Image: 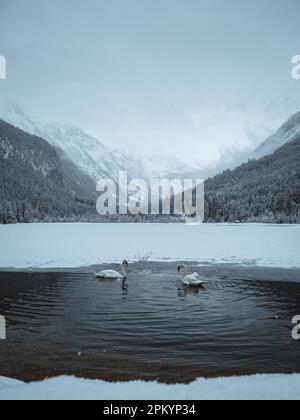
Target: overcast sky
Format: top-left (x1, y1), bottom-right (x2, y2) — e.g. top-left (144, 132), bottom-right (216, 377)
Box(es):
top-left (0, 0), bottom-right (300, 165)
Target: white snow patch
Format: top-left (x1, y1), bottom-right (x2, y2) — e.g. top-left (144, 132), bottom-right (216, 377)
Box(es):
top-left (0, 223), bottom-right (299, 269)
top-left (0, 374), bottom-right (299, 400)
top-left (253, 111), bottom-right (300, 159)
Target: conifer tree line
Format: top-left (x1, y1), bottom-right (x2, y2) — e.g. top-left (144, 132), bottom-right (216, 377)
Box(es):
top-left (1, 119), bottom-right (299, 224)
top-left (204, 137), bottom-right (300, 223)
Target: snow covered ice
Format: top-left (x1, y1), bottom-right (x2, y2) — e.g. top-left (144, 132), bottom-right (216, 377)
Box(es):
top-left (0, 223), bottom-right (299, 269)
top-left (0, 374), bottom-right (300, 400)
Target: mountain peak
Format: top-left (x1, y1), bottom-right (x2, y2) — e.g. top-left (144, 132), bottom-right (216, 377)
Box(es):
top-left (253, 111), bottom-right (300, 159)
top-left (281, 111), bottom-right (300, 131)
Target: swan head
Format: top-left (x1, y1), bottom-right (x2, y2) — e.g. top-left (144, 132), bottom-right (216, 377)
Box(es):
top-left (122, 260), bottom-right (129, 269)
top-left (177, 264), bottom-right (187, 274)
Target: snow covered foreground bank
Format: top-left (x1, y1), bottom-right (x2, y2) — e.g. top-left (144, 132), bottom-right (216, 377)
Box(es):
top-left (0, 374), bottom-right (299, 400)
top-left (0, 223), bottom-right (299, 269)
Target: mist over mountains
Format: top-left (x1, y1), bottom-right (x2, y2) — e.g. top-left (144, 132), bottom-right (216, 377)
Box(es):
top-left (0, 104), bottom-right (199, 184)
top-left (202, 111), bottom-right (300, 223)
top-left (253, 112), bottom-right (300, 159)
top-left (205, 136), bottom-right (300, 223)
top-left (0, 103), bottom-right (299, 224)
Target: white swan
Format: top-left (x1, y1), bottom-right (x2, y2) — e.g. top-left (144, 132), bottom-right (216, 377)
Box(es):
top-left (95, 260), bottom-right (128, 280)
top-left (177, 264), bottom-right (204, 286)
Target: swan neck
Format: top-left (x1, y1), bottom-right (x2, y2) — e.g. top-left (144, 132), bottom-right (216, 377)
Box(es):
top-left (121, 264), bottom-right (127, 277)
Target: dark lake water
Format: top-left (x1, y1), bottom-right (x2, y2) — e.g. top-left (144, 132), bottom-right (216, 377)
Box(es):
top-left (0, 262), bottom-right (300, 383)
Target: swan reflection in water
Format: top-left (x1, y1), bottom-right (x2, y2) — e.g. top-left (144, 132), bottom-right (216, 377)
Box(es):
top-left (177, 283), bottom-right (206, 297)
top-left (94, 262), bottom-right (207, 298)
top-left (121, 278), bottom-right (129, 295)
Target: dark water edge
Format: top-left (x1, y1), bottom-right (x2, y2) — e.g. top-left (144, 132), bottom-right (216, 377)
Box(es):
top-left (0, 262), bottom-right (300, 384)
top-left (2, 262), bottom-right (300, 283)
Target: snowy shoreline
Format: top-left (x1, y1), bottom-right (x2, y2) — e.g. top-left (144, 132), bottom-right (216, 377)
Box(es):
top-left (0, 374), bottom-right (300, 400)
top-left (0, 223), bottom-right (299, 270)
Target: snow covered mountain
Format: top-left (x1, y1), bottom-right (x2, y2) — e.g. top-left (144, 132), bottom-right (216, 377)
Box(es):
top-left (0, 104), bottom-right (122, 182)
top-left (0, 104), bottom-right (38, 135)
top-left (0, 119), bottom-right (97, 223)
top-left (112, 149), bottom-right (198, 179)
top-left (0, 104), bottom-right (199, 183)
top-left (253, 111), bottom-right (300, 159)
top-left (205, 134), bottom-right (300, 223)
top-left (142, 155), bottom-right (199, 178)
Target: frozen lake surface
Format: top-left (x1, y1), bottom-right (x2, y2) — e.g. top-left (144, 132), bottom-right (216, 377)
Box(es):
top-left (0, 223), bottom-right (299, 269)
top-left (1, 373), bottom-right (300, 400)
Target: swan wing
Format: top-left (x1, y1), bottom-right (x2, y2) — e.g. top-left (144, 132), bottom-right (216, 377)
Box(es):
top-left (182, 273), bottom-right (204, 286)
top-left (95, 270), bottom-right (122, 279)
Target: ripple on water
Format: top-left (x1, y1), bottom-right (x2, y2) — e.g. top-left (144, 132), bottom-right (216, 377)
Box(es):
top-left (0, 268), bottom-right (300, 382)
